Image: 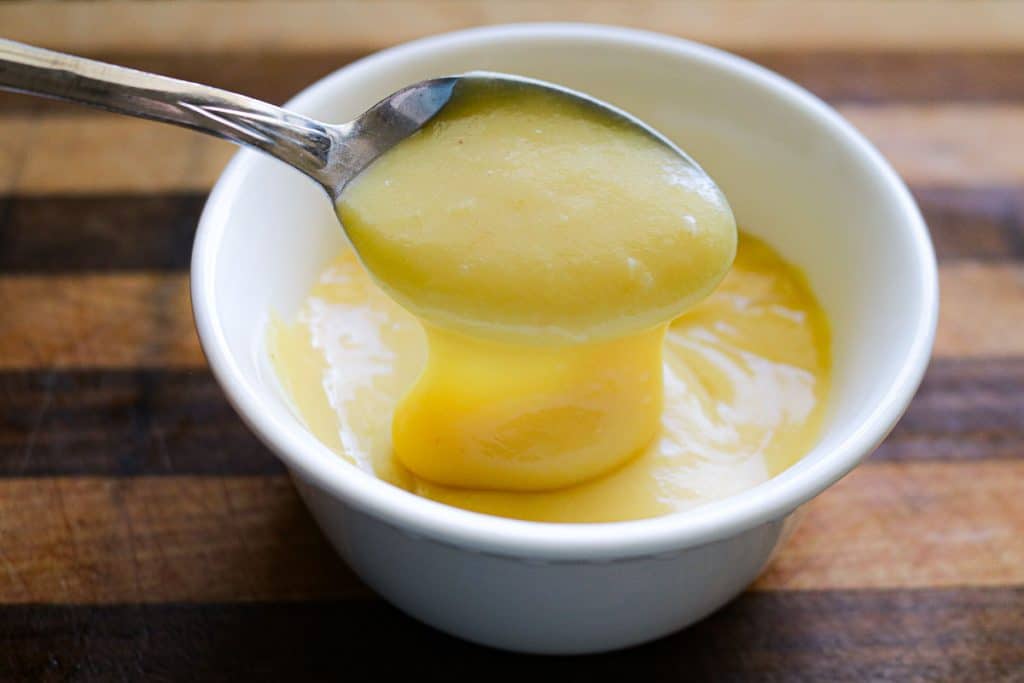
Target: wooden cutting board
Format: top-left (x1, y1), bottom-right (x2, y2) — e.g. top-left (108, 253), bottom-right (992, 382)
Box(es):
top-left (1, 1), bottom-right (1022, 679)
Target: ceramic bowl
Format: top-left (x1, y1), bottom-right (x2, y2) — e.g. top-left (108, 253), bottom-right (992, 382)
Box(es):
top-left (191, 23), bottom-right (938, 654)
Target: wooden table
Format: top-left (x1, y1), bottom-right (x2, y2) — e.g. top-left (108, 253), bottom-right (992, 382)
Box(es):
top-left (2, 2), bottom-right (1023, 680)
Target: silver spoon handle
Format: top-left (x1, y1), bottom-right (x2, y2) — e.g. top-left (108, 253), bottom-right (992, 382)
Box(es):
top-left (0, 38), bottom-right (340, 189)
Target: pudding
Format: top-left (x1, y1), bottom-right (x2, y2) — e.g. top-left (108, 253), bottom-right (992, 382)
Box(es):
top-left (269, 80), bottom-right (828, 521)
top-left (330, 82), bottom-right (738, 491)
top-left (270, 233), bottom-right (829, 522)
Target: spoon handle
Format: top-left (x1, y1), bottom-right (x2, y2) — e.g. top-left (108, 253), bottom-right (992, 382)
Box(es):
top-left (0, 38), bottom-right (341, 190)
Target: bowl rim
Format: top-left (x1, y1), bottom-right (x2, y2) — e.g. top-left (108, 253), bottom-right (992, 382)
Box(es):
top-left (191, 22), bottom-right (938, 560)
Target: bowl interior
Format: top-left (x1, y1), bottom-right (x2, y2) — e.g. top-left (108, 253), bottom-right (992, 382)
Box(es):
top-left (196, 26), bottom-right (935, 550)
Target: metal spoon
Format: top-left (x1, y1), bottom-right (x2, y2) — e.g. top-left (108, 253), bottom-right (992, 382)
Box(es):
top-left (0, 38), bottom-right (707, 202)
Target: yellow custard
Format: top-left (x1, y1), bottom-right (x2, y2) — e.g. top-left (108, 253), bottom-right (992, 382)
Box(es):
top-left (269, 233), bottom-right (830, 523)
top-left (333, 84), bottom-right (737, 491)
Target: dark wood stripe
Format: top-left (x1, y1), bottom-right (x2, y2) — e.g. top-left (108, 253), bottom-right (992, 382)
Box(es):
top-left (744, 51), bottom-right (1024, 104)
top-left (0, 358), bottom-right (1020, 477)
top-left (1, 50), bottom-right (1023, 117)
top-left (0, 370), bottom-right (283, 476)
top-left (2, 188), bottom-right (1021, 273)
top-left (877, 357), bottom-right (1024, 461)
top-left (913, 187), bottom-right (1024, 262)
top-left (0, 194), bottom-right (205, 272)
top-left (2, 589), bottom-right (1021, 679)
top-left (0, 52), bottom-right (370, 115)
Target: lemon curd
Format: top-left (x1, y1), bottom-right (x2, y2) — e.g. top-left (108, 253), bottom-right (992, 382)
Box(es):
top-left (269, 85), bottom-right (830, 522)
top-left (330, 85), bottom-right (737, 492)
top-left (270, 233), bottom-right (829, 523)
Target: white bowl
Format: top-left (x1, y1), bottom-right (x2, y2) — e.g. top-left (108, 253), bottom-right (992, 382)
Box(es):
top-left (191, 24), bottom-right (938, 654)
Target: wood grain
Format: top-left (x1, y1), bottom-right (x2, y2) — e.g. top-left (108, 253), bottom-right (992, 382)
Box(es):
top-left (913, 187), bottom-right (1024, 262)
top-left (0, 119), bottom-right (34, 195)
top-left (3, 105), bottom-right (1022, 194)
top-left (0, 274), bottom-right (198, 369)
top-left (937, 264), bottom-right (1024, 359)
top-left (0, 52), bottom-right (368, 117)
top-left (2, 589), bottom-right (1022, 680)
top-left (2, 359), bottom-right (1020, 478)
top-left (3, 50), bottom-right (1024, 118)
top-left (0, 116), bottom-right (234, 195)
top-left (0, 264), bottom-right (1018, 369)
top-left (0, 476), bottom-right (367, 604)
top-left (0, 463), bottom-right (1020, 604)
top-left (755, 462), bottom-right (1024, 590)
top-left (4, 1), bottom-right (1024, 53)
top-left (2, 1), bottom-right (1021, 675)
top-left (879, 357), bottom-right (1024, 462)
top-left (0, 370), bottom-right (281, 476)
top-left (842, 104), bottom-right (1024, 187)
top-left (2, 188), bottom-right (1021, 273)
top-left (0, 52), bottom-right (369, 118)
top-left (0, 195), bottom-right (206, 272)
top-left (742, 51), bottom-right (1024, 104)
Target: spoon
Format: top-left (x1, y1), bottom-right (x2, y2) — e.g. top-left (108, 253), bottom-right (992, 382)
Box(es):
top-left (0, 38), bottom-right (708, 205)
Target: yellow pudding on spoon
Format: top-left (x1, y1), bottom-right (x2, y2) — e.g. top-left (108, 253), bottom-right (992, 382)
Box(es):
top-left (337, 83), bottom-right (736, 342)
top-left (333, 83), bottom-right (737, 491)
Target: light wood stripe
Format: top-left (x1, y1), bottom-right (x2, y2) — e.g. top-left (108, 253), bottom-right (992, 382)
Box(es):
top-left (0, 476), bottom-right (368, 603)
top-left (756, 462), bottom-right (1024, 590)
top-left (0, 274), bottom-right (198, 370)
top-left (0, 117), bottom-right (235, 195)
top-left (0, 462), bottom-right (1019, 603)
top-left (3, 106), bottom-right (1023, 195)
top-left (0, 265), bottom-right (1016, 369)
top-left (0, 119), bottom-right (35, 195)
top-left (3, 1), bottom-right (1023, 53)
top-left (938, 263), bottom-right (1024, 360)
top-left (842, 105), bottom-right (1024, 187)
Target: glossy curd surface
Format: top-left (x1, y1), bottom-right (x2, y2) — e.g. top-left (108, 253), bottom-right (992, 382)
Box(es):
top-left (332, 83), bottom-right (738, 490)
top-left (337, 81), bottom-right (736, 342)
top-left (269, 234), bottom-right (830, 522)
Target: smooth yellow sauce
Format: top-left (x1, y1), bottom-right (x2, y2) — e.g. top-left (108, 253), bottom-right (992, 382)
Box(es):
top-left (269, 234), bottom-right (830, 522)
top-left (337, 83), bottom-right (736, 342)
top-left (332, 84), bottom-right (738, 490)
